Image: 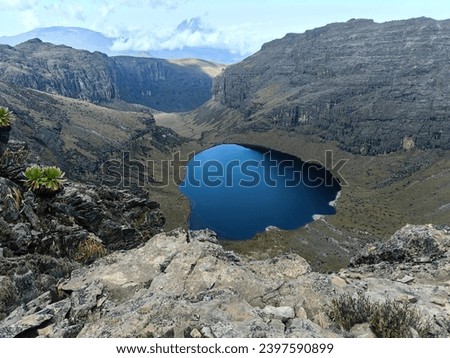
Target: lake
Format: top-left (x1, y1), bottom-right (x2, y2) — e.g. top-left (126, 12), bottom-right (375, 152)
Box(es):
top-left (179, 144), bottom-right (341, 240)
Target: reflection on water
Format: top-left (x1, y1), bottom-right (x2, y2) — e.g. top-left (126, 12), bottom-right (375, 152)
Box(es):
top-left (180, 144), bottom-right (340, 240)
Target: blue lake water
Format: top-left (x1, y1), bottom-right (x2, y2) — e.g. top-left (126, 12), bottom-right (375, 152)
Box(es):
top-left (179, 144), bottom-right (341, 240)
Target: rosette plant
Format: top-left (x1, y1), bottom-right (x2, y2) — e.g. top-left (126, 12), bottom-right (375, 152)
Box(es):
top-left (0, 107), bottom-right (15, 127)
top-left (24, 165), bottom-right (66, 196)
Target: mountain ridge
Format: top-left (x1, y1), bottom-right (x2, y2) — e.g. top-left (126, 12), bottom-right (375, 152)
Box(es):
top-left (0, 39), bottom-right (223, 112)
top-left (211, 17), bottom-right (450, 155)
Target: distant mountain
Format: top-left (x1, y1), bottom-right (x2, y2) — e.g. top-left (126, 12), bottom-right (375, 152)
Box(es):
top-left (0, 27), bottom-right (115, 55)
top-left (0, 39), bottom-right (224, 112)
top-left (149, 47), bottom-right (243, 65)
top-left (0, 26), bottom-right (243, 63)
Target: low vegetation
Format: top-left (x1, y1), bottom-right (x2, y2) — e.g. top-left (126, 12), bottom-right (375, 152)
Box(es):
top-left (0, 277), bottom-right (18, 320)
top-left (74, 235), bottom-right (107, 264)
top-left (24, 165), bottom-right (65, 195)
top-left (328, 292), bottom-right (432, 337)
top-left (369, 299), bottom-right (432, 338)
top-left (327, 292), bottom-right (373, 331)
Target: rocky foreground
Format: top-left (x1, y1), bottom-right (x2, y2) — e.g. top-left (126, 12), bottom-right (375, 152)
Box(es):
top-left (1, 223), bottom-right (449, 338)
top-left (0, 128), bottom-right (449, 339)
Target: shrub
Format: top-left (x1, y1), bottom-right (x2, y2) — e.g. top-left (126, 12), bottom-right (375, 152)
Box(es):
top-left (74, 235), bottom-right (107, 264)
top-left (0, 107), bottom-right (15, 127)
top-left (0, 277), bottom-right (18, 320)
top-left (328, 292), bottom-right (373, 330)
top-left (328, 292), bottom-right (432, 337)
top-left (24, 165), bottom-right (65, 195)
top-left (370, 299), bottom-right (432, 338)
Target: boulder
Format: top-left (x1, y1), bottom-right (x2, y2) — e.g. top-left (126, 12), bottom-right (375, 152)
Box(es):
top-left (351, 224), bottom-right (450, 265)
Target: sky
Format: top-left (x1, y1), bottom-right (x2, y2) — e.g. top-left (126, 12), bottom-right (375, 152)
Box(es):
top-left (0, 0), bottom-right (450, 56)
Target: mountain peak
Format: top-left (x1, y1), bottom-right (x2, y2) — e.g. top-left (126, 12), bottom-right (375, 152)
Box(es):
top-left (176, 17), bottom-right (204, 33)
top-left (22, 38), bottom-right (43, 44)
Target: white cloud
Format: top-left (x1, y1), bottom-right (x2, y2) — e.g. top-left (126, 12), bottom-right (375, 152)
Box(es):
top-left (20, 8), bottom-right (39, 30)
top-left (98, 0), bottom-right (189, 12)
top-left (67, 4), bottom-right (86, 22)
top-left (0, 0), bottom-right (37, 10)
top-left (138, 0), bottom-right (189, 10)
top-left (110, 17), bottom-right (268, 56)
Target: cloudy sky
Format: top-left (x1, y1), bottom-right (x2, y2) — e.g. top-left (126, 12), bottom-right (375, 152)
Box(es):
top-left (0, 0), bottom-right (449, 56)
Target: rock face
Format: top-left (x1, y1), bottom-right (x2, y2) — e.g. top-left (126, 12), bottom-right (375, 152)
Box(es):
top-left (1, 225), bottom-right (448, 338)
top-left (0, 39), bottom-right (214, 112)
top-left (0, 178), bottom-right (165, 259)
top-left (351, 224), bottom-right (450, 265)
top-left (0, 126), bottom-right (11, 157)
top-left (0, 140), bottom-right (166, 321)
top-left (113, 57), bottom-right (216, 112)
top-left (212, 18), bottom-right (450, 154)
top-left (0, 40), bottom-right (118, 104)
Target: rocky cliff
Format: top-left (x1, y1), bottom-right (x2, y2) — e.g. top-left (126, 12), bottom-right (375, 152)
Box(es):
top-left (212, 18), bottom-right (450, 154)
top-left (113, 57), bottom-right (220, 111)
top-left (0, 39), bottom-right (218, 112)
top-left (0, 138), bottom-right (166, 324)
top-left (1, 225), bottom-right (448, 338)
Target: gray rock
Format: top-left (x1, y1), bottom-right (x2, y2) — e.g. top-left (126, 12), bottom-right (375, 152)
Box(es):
top-left (25, 291), bottom-right (52, 312)
top-left (0, 297), bottom-right (72, 338)
top-left (70, 281), bottom-right (103, 321)
top-left (285, 318), bottom-right (332, 338)
top-left (262, 305), bottom-right (295, 320)
top-left (190, 328), bottom-right (202, 338)
top-left (0, 309), bottom-right (53, 338)
top-left (0, 254), bottom-right (79, 320)
top-left (398, 275), bottom-right (415, 284)
top-left (0, 126), bottom-right (11, 157)
top-left (0, 157), bottom-right (167, 260)
top-left (430, 297), bottom-right (447, 307)
top-left (2, 224), bottom-right (449, 338)
top-left (201, 326), bottom-right (214, 338)
top-left (0, 276), bottom-right (18, 320)
top-left (351, 224), bottom-right (449, 265)
top-left (295, 306), bottom-right (308, 320)
top-left (350, 323), bottom-right (376, 338)
top-left (189, 229), bottom-right (219, 243)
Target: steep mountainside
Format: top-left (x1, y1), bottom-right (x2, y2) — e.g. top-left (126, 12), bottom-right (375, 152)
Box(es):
top-left (113, 56), bottom-right (222, 111)
top-left (0, 80), bottom-right (184, 181)
top-left (0, 39), bottom-right (219, 112)
top-left (212, 18), bottom-right (450, 154)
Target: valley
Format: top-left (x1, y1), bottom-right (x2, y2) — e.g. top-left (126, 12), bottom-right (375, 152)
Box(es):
top-left (0, 17), bottom-right (449, 338)
top-left (155, 110), bottom-right (450, 270)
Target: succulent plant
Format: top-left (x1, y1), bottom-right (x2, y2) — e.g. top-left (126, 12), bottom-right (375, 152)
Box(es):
top-left (24, 165), bottom-right (66, 195)
top-left (0, 107), bottom-right (15, 127)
